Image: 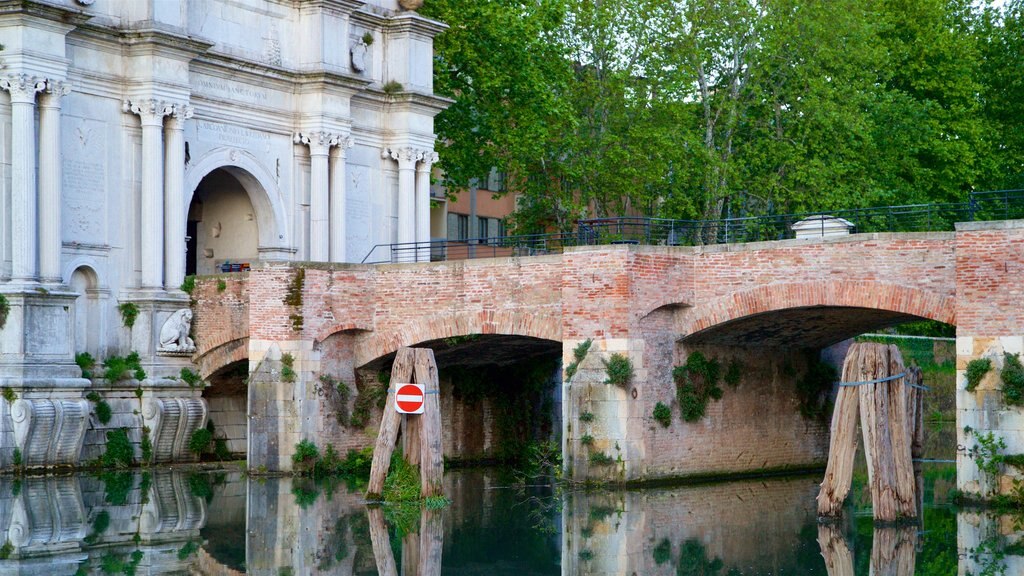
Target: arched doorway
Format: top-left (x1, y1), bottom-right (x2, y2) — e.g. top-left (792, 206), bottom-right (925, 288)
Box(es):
top-left (187, 169), bottom-right (260, 276)
top-left (204, 360), bottom-right (249, 457)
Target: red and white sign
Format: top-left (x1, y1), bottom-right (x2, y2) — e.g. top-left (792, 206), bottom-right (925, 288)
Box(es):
top-left (395, 383), bottom-right (425, 414)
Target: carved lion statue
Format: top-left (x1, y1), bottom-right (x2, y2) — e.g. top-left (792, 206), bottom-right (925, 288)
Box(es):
top-left (158, 309), bottom-right (196, 353)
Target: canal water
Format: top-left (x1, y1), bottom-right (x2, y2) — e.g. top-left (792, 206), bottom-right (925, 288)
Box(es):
top-left (0, 424), bottom-right (1018, 575)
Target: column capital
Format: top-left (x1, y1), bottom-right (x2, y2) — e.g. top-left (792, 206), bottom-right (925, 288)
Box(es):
top-left (40, 79), bottom-right (71, 106)
top-left (383, 146), bottom-right (423, 169)
top-left (417, 150), bottom-right (439, 172)
top-left (166, 103), bottom-right (194, 130)
top-left (294, 131), bottom-right (341, 156)
top-left (0, 74), bottom-right (46, 104)
top-left (122, 98), bottom-right (174, 126)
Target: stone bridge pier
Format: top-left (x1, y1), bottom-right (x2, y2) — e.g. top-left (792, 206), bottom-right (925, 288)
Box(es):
top-left (191, 220), bottom-right (1024, 496)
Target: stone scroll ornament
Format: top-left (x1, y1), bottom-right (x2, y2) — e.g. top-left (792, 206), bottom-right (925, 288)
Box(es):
top-left (158, 309), bottom-right (196, 353)
top-left (11, 398), bottom-right (90, 467)
top-left (142, 397), bottom-right (208, 462)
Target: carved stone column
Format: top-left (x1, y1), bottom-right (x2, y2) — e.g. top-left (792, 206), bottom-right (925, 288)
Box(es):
top-left (164, 104), bottom-right (193, 292)
top-left (124, 99), bottom-right (173, 290)
top-left (416, 151), bottom-right (438, 262)
top-left (295, 132), bottom-right (337, 262)
top-left (1, 75), bottom-right (46, 282)
top-left (330, 135), bottom-right (354, 263)
top-left (385, 147), bottom-right (421, 262)
top-left (38, 81), bottom-right (71, 284)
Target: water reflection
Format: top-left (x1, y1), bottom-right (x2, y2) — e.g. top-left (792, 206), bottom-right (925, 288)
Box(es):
top-left (0, 464), bottom-right (1018, 574)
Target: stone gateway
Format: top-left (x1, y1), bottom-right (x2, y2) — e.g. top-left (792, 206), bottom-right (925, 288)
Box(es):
top-left (0, 0), bottom-right (447, 469)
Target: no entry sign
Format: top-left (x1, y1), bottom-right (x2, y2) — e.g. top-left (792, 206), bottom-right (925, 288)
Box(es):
top-left (395, 383), bottom-right (425, 414)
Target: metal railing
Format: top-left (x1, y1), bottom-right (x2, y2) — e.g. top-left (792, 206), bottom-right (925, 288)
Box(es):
top-left (360, 189), bottom-right (1024, 264)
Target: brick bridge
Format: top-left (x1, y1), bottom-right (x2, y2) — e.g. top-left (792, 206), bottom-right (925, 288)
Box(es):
top-left (189, 221), bottom-right (1024, 492)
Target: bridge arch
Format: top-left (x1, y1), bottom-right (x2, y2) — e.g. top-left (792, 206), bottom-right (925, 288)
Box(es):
top-left (681, 281), bottom-right (955, 347)
top-left (194, 337), bottom-right (249, 380)
top-left (352, 309), bottom-right (562, 369)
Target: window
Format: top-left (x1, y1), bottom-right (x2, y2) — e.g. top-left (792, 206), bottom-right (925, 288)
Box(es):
top-left (447, 213), bottom-right (469, 241)
top-left (476, 217), bottom-right (506, 244)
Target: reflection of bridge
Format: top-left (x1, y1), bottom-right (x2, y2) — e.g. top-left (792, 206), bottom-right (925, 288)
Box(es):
top-left (190, 218), bottom-right (1024, 493)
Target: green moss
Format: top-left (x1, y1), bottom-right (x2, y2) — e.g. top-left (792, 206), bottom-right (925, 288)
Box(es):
top-left (216, 279), bottom-right (226, 292)
top-left (603, 353), bottom-right (633, 388)
top-left (653, 538), bottom-right (671, 564)
top-left (966, 357), bottom-right (992, 392)
top-left (1002, 353), bottom-right (1024, 406)
top-left (0, 540), bottom-right (12, 560)
top-left (117, 302), bottom-right (139, 328)
top-left (189, 428), bottom-right (213, 455)
top-left (652, 402), bottom-right (672, 427)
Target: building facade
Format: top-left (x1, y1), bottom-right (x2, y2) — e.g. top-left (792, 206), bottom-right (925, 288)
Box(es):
top-left (0, 0), bottom-right (445, 467)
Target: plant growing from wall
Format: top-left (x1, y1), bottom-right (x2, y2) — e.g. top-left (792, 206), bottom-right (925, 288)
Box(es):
top-left (319, 375), bottom-right (351, 425)
top-left (966, 357), bottom-right (993, 392)
top-left (579, 411), bottom-right (595, 423)
top-left (362, 31), bottom-right (374, 45)
top-left (216, 279), bottom-right (227, 292)
top-left (284, 268), bottom-right (305, 331)
top-left (603, 353), bottom-right (633, 388)
top-left (76, 353), bottom-right (96, 379)
top-left (652, 402), bottom-right (672, 427)
top-left (1002, 353), bottom-right (1024, 406)
top-left (117, 302), bottom-right (139, 329)
top-left (1, 388), bottom-right (16, 403)
top-left (180, 275), bottom-right (195, 295)
top-left (382, 80), bottom-right (404, 94)
top-left (86, 391), bottom-right (113, 425)
top-left (795, 359), bottom-right (837, 421)
top-left (102, 352), bottom-right (146, 382)
top-left (180, 368), bottom-right (202, 388)
top-left (580, 434), bottom-right (594, 446)
top-left (673, 351), bottom-right (722, 422)
top-left (140, 426), bottom-right (153, 463)
top-left (11, 448), bottom-right (21, 467)
top-left (724, 360), bottom-right (743, 388)
top-left (588, 451), bottom-right (614, 465)
top-left (281, 353), bottom-right (296, 382)
top-left (189, 428), bottom-right (213, 455)
top-left (565, 339), bottom-right (592, 382)
top-left (0, 294), bottom-right (9, 330)
top-left (102, 429), bottom-right (133, 468)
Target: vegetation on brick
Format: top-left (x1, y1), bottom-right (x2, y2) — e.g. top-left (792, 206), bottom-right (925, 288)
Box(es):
top-left (564, 338), bottom-right (592, 382)
top-left (216, 279), bottom-right (227, 292)
top-left (673, 351), bottom-right (722, 422)
top-left (180, 275), bottom-right (195, 294)
top-left (724, 359), bottom-right (743, 387)
top-left (1002, 353), bottom-right (1024, 406)
top-left (603, 353), bottom-right (633, 388)
top-left (652, 402), bottom-right (672, 427)
top-left (965, 357), bottom-right (992, 392)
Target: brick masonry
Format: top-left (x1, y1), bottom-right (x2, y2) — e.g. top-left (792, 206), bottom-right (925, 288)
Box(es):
top-left (190, 225), bottom-right (1024, 484)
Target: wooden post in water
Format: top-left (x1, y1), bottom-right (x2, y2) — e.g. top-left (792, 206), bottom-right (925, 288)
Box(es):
top-left (367, 347), bottom-right (415, 498)
top-left (817, 342), bottom-right (917, 522)
top-left (415, 348), bottom-right (444, 498)
top-left (367, 506), bottom-right (399, 576)
top-left (366, 346), bottom-right (444, 500)
top-left (817, 524), bottom-right (855, 576)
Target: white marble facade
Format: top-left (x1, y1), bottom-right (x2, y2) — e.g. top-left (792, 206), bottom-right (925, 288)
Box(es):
top-left (0, 0), bottom-right (446, 467)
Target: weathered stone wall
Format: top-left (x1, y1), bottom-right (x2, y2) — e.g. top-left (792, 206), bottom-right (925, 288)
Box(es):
top-left (955, 220), bottom-right (1024, 497)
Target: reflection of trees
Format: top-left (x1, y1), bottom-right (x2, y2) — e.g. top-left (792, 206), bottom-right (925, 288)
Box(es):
top-left (676, 539), bottom-right (725, 576)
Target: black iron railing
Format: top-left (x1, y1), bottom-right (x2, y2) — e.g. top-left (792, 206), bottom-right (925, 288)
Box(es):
top-left (360, 189), bottom-right (1024, 264)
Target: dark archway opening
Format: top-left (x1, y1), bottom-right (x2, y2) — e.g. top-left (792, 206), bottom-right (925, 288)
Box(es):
top-left (187, 168), bottom-right (260, 277)
top-left (203, 360), bottom-right (248, 458)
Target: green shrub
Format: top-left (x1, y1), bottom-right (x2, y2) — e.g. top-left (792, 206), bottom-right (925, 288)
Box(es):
top-left (94, 400), bottom-right (112, 425)
top-left (565, 339), bottom-right (592, 382)
top-left (12, 447), bottom-right (21, 467)
top-left (117, 302), bottom-right (139, 328)
top-left (180, 275), bottom-right (195, 294)
top-left (102, 429), bottom-right (133, 468)
top-left (189, 428), bottom-right (213, 455)
top-left (141, 426), bottom-right (153, 462)
top-left (216, 279), bottom-right (227, 292)
top-left (293, 439), bottom-right (319, 467)
top-left (966, 357), bottom-right (992, 392)
top-left (0, 540), bottom-right (12, 560)
top-left (579, 411), bottom-right (595, 423)
top-left (652, 402), bottom-right (672, 427)
top-left (180, 368), bottom-right (202, 388)
top-left (76, 352), bottom-right (96, 379)
top-left (588, 451), bottom-right (614, 465)
top-left (281, 353), bottom-right (296, 382)
top-left (603, 353), bottom-right (633, 388)
top-left (724, 360), bottom-right (743, 387)
top-left (0, 294), bottom-right (9, 330)
top-left (1002, 353), bottom-right (1024, 406)
top-left (653, 538), bottom-right (671, 564)
top-left (102, 352), bottom-right (146, 382)
top-left (580, 434), bottom-right (594, 446)
top-left (214, 438), bottom-right (231, 460)
top-left (1, 388), bottom-right (16, 403)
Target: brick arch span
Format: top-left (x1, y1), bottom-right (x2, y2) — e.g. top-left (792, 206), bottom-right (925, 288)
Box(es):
top-left (681, 281), bottom-right (955, 345)
top-left (194, 337), bottom-right (249, 380)
top-left (352, 309), bottom-right (562, 369)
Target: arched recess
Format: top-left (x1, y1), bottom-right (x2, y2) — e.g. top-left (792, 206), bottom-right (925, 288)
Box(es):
top-left (66, 264), bottom-right (105, 358)
top-left (350, 309), bottom-right (563, 369)
top-left (184, 147), bottom-right (290, 257)
top-left (194, 337), bottom-right (249, 380)
top-left (680, 281), bottom-right (955, 347)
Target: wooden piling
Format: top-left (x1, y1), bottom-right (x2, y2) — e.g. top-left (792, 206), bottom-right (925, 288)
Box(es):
top-left (818, 342), bottom-right (917, 522)
top-left (817, 524), bottom-right (855, 576)
top-left (367, 507), bottom-right (398, 576)
top-left (418, 507), bottom-right (444, 575)
top-left (367, 347), bottom-right (416, 498)
top-left (416, 348), bottom-right (444, 498)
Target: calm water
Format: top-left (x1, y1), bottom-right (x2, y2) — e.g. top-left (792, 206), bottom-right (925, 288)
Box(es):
top-left (0, 426), bottom-right (1018, 574)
